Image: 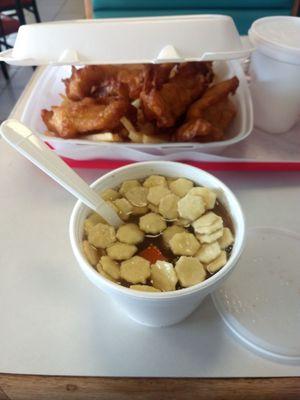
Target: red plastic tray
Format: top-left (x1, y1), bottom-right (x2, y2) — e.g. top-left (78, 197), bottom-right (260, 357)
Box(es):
top-left (62, 157), bottom-right (300, 172)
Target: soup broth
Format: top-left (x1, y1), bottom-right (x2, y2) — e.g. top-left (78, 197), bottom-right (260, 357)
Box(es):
top-left (82, 175), bottom-right (235, 292)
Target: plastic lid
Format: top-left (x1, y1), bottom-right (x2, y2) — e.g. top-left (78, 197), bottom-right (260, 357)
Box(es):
top-left (212, 227), bottom-right (300, 364)
top-left (0, 15), bottom-right (252, 66)
top-left (249, 16), bottom-right (300, 65)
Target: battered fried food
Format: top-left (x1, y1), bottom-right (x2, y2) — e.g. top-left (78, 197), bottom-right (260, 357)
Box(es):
top-left (63, 65), bottom-right (106, 100)
top-left (113, 64), bottom-right (149, 100)
top-left (140, 62), bottom-right (213, 128)
top-left (186, 76), bottom-right (239, 120)
top-left (175, 118), bottom-right (223, 142)
top-left (41, 96), bottom-right (129, 138)
top-left (64, 64), bottom-right (149, 101)
top-left (93, 79), bottom-right (129, 103)
top-left (41, 62), bottom-right (239, 144)
top-left (202, 98), bottom-right (237, 132)
top-left (143, 63), bottom-right (178, 91)
top-left (175, 77), bottom-right (239, 142)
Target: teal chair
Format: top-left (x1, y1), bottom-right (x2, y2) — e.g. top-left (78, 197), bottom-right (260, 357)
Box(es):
top-left (90, 0), bottom-right (299, 35)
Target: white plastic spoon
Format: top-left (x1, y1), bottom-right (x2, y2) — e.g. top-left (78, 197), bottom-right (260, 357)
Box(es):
top-left (1, 119), bottom-right (123, 228)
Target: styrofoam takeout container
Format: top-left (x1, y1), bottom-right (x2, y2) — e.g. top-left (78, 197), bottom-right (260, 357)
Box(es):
top-left (70, 161), bottom-right (245, 327)
top-left (0, 15), bottom-right (253, 160)
top-left (1, 16), bottom-right (251, 66)
top-left (18, 60), bottom-right (253, 160)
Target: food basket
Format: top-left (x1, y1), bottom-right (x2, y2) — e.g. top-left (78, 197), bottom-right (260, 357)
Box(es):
top-left (0, 15), bottom-right (253, 161)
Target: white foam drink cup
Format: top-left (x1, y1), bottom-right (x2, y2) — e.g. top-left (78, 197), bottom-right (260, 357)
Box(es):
top-left (249, 17), bottom-right (300, 134)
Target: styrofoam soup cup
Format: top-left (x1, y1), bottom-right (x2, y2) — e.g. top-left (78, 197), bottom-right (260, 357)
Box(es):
top-left (70, 161), bottom-right (245, 327)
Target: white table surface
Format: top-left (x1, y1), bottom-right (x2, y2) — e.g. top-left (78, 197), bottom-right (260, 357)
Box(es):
top-left (1, 138), bottom-right (300, 377)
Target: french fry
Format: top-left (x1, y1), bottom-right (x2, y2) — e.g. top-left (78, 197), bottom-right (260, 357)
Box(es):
top-left (84, 132), bottom-right (123, 142)
top-left (120, 117), bottom-right (143, 143)
top-left (131, 99), bottom-right (141, 108)
top-left (129, 131), bottom-right (143, 143)
top-left (142, 134), bottom-right (166, 143)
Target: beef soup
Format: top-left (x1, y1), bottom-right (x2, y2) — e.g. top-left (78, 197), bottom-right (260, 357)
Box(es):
top-left (82, 175), bottom-right (234, 292)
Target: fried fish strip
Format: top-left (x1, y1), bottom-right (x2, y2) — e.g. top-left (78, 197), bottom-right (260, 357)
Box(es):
top-left (175, 90), bottom-right (237, 143)
top-left (186, 76), bottom-right (239, 120)
top-left (175, 118), bottom-right (223, 142)
top-left (143, 63), bottom-right (178, 91)
top-left (201, 98), bottom-right (237, 132)
top-left (41, 96), bottom-right (129, 138)
top-left (114, 64), bottom-right (150, 99)
top-left (64, 64), bottom-right (149, 101)
top-left (140, 62), bottom-right (212, 128)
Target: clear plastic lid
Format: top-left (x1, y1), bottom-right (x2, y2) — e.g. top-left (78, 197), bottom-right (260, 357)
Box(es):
top-left (0, 15), bottom-right (252, 66)
top-left (212, 227), bottom-right (300, 364)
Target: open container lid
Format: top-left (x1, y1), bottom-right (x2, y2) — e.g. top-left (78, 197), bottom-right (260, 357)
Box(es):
top-left (0, 15), bottom-right (252, 66)
top-left (212, 227), bottom-right (300, 364)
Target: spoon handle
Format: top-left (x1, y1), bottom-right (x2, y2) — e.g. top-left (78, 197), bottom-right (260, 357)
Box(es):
top-left (1, 119), bottom-right (122, 227)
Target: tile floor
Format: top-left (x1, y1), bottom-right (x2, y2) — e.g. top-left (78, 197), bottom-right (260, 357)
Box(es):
top-left (0, 0), bottom-right (85, 122)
